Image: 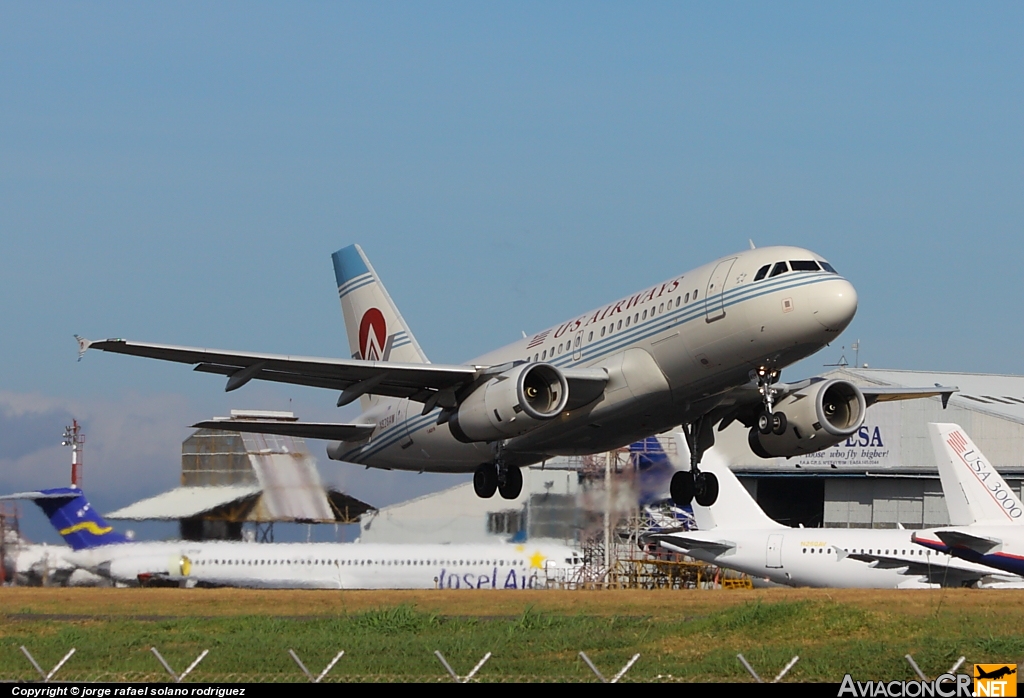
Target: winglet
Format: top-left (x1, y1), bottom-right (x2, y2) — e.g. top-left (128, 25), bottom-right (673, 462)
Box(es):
top-left (74, 335), bottom-right (92, 362)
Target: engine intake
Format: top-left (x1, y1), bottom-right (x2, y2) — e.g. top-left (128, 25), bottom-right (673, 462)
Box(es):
top-left (749, 379), bottom-right (866, 458)
top-left (449, 363), bottom-right (569, 443)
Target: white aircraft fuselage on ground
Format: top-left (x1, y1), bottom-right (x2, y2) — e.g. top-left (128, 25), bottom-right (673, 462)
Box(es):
top-left (648, 437), bottom-right (1016, 588)
top-left (66, 540), bottom-right (583, 590)
top-left (79, 244), bottom-right (953, 502)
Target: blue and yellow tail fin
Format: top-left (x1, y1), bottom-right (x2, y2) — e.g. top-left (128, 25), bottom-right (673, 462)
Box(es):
top-left (0, 487), bottom-right (127, 550)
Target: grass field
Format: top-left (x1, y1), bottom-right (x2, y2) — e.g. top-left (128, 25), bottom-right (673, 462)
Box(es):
top-left (2, 587), bottom-right (1023, 682)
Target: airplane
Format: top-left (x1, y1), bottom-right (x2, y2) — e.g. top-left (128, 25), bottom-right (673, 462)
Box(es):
top-left (0, 487), bottom-right (583, 589)
top-left (75, 244), bottom-right (956, 506)
top-left (644, 435), bottom-right (1018, 588)
top-left (911, 423), bottom-right (1024, 577)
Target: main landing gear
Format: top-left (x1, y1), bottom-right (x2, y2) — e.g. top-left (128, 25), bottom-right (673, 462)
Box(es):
top-left (670, 416), bottom-right (720, 507)
top-left (473, 461), bottom-right (522, 500)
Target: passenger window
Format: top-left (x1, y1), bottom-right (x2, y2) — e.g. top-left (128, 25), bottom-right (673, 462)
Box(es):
top-left (693, 289), bottom-right (698, 299)
top-left (634, 313), bottom-right (639, 323)
top-left (542, 350), bottom-right (547, 360)
top-left (675, 297), bottom-right (680, 308)
top-left (625, 316), bottom-right (630, 327)
top-left (684, 293), bottom-right (689, 303)
top-left (769, 262), bottom-right (789, 278)
top-left (789, 260), bottom-right (820, 272)
top-left (600, 327), bottom-right (606, 337)
top-left (659, 303), bottom-right (664, 313)
top-left (587, 332), bottom-right (593, 341)
top-left (642, 310), bottom-right (647, 320)
top-left (754, 264), bottom-right (770, 281)
top-left (617, 320), bottom-right (622, 330)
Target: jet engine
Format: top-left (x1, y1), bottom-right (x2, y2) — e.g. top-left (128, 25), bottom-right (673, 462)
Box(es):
top-left (449, 363), bottom-right (569, 443)
top-left (748, 379), bottom-right (866, 458)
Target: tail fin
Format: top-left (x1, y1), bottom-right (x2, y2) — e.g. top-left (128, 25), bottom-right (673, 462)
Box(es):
top-left (0, 487), bottom-right (127, 550)
top-left (929, 423), bottom-right (1024, 526)
top-left (670, 434), bottom-right (784, 531)
top-left (332, 245), bottom-right (428, 365)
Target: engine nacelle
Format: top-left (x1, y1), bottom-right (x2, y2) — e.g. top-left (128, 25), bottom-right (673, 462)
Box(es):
top-left (449, 363), bottom-right (569, 443)
top-left (749, 379), bottom-right (866, 458)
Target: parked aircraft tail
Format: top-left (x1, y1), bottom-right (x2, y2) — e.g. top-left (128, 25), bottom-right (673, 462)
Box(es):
top-left (332, 245), bottom-right (429, 368)
top-left (0, 487), bottom-right (127, 551)
top-left (669, 435), bottom-right (783, 531)
top-left (929, 423), bottom-right (1024, 526)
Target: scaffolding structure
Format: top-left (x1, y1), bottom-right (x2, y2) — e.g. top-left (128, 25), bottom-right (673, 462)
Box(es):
top-left (543, 434), bottom-right (752, 590)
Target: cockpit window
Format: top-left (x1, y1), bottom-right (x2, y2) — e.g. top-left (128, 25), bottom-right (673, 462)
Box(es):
top-left (820, 261), bottom-right (837, 274)
top-left (789, 260), bottom-right (820, 272)
top-left (754, 264), bottom-right (770, 281)
top-left (769, 261), bottom-right (789, 278)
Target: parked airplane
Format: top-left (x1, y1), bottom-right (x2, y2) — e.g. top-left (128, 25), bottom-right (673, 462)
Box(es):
top-left (0, 487), bottom-right (583, 589)
top-left (911, 424), bottom-right (1024, 577)
top-left (76, 244), bottom-right (954, 505)
top-left (645, 435), bottom-right (1016, 588)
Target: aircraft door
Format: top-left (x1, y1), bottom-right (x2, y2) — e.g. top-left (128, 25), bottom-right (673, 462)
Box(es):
top-left (705, 258), bottom-right (736, 323)
top-left (766, 533), bottom-right (784, 569)
top-left (572, 331), bottom-right (584, 361)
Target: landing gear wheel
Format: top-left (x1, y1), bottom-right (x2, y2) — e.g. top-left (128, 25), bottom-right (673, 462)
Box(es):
top-left (498, 466), bottom-right (523, 500)
top-left (771, 411), bottom-right (788, 436)
top-left (757, 411), bottom-right (773, 435)
top-left (694, 472), bottom-right (720, 507)
top-left (473, 463), bottom-right (497, 498)
top-left (670, 470), bottom-right (695, 506)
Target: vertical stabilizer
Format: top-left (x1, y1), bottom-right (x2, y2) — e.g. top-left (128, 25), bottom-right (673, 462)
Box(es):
top-left (929, 423), bottom-right (1024, 526)
top-left (332, 245), bottom-right (429, 365)
top-left (671, 435), bottom-right (784, 531)
top-left (0, 487), bottom-right (127, 550)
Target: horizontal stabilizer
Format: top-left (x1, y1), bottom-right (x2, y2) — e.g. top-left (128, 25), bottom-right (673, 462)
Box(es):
top-left (192, 419), bottom-right (376, 442)
top-left (933, 529), bottom-right (1002, 555)
top-left (647, 533), bottom-right (735, 554)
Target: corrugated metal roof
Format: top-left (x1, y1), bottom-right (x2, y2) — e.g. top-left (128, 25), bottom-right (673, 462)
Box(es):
top-left (106, 486), bottom-right (261, 520)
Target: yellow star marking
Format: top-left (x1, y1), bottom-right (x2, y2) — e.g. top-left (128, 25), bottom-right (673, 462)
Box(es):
top-left (529, 551), bottom-right (547, 569)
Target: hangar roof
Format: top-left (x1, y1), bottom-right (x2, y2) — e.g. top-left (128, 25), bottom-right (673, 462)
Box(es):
top-left (837, 368), bottom-right (1024, 426)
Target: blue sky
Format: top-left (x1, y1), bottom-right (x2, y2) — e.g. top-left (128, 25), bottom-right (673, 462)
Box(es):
top-left (2, 3), bottom-right (1023, 542)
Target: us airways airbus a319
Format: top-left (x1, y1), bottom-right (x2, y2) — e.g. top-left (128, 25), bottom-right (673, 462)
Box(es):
top-left (76, 244), bottom-right (954, 506)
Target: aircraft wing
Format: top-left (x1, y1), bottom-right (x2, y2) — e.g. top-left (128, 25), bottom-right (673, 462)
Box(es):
top-left (191, 419), bottom-right (376, 442)
top-left (77, 337), bottom-right (609, 410)
top-left (858, 386), bottom-right (957, 409)
top-left (846, 550), bottom-right (1012, 586)
top-left (932, 529), bottom-right (1002, 555)
top-left (646, 533), bottom-right (735, 554)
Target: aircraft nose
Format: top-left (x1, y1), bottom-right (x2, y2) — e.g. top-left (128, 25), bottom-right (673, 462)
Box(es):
top-left (813, 278), bottom-right (858, 332)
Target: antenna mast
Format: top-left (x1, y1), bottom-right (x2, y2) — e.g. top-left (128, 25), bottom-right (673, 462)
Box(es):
top-left (62, 420), bottom-right (84, 489)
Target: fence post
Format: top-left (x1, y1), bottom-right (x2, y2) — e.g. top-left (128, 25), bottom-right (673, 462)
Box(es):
top-left (289, 649), bottom-right (345, 683)
top-left (579, 652), bottom-right (640, 683)
top-left (20, 647), bottom-right (75, 682)
top-left (151, 647), bottom-right (209, 683)
top-left (434, 650), bottom-right (491, 683)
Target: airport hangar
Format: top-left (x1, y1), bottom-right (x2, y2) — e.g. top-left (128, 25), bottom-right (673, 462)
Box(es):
top-left (357, 368), bottom-right (1024, 542)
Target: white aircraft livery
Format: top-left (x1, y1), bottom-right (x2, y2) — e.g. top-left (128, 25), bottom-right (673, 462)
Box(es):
top-left (0, 487), bottom-right (583, 589)
top-left (76, 244), bottom-right (955, 505)
top-left (646, 436), bottom-right (1017, 588)
top-left (912, 423), bottom-right (1024, 577)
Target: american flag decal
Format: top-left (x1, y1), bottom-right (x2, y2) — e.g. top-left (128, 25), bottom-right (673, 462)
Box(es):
top-left (948, 430), bottom-right (969, 453)
top-left (526, 330), bottom-right (550, 349)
